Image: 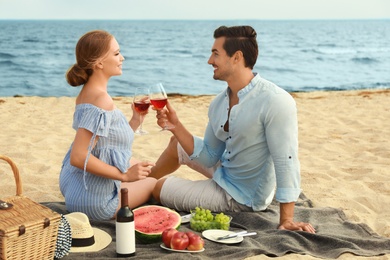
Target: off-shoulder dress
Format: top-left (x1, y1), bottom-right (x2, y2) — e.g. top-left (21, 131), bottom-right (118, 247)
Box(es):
top-left (59, 103), bottom-right (133, 220)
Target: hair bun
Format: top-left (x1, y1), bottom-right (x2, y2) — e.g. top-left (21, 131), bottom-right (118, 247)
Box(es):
top-left (66, 63), bottom-right (89, 87)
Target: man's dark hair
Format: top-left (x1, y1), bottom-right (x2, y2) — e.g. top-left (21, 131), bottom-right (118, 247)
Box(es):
top-left (214, 25), bottom-right (258, 69)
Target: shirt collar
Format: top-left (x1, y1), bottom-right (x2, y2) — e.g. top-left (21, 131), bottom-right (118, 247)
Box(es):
top-left (224, 72), bottom-right (260, 98)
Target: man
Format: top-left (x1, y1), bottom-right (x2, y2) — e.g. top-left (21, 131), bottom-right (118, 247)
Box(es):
top-left (151, 25), bottom-right (315, 233)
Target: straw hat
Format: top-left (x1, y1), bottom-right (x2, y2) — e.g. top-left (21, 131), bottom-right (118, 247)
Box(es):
top-left (64, 212), bottom-right (112, 252)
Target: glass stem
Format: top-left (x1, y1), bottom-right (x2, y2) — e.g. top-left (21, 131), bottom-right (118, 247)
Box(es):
top-left (139, 114), bottom-right (144, 131)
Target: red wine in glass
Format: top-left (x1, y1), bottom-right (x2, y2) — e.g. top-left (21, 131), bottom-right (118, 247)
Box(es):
top-left (133, 87), bottom-right (150, 135)
top-left (150, 98), bottom-right (167, 110)
top-left (149, 83), bottom-right (174, 130)
top-left (134, 101), bottom-right (151, 113)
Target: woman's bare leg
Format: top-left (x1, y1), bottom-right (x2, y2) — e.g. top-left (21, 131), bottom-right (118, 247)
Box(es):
top-left (116, 177), bottom-right (157, 213)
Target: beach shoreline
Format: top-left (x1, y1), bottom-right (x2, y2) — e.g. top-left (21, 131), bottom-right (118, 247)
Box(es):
top-left (1, 89), bottom-right (389, 259)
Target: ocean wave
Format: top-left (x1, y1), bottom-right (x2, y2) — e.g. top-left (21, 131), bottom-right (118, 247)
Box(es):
top-left (371, 82), bottom-right (390, 88)
top-left (317, 43), bottom-right (337, 48)
top-left (288, 81), bottom-right (390, 93)
top-left (351, 57), bottom-right (379, 64)
top-left (175, 49), bottom-right (192, 55)
top-left (23, 38), bottom-right (41, 43)
top-left (0, 52), bottom-right (15, 59)
top-left (192, 54), bottom-right (208, 59)
top-left (258, 66), bottom-right (297, 73)
top-left (301, 48), bottom-right (356, 55)
top-left (0, 60), bottom-right (17, 66)
top-left (14, 65), bottom-right (50, 74)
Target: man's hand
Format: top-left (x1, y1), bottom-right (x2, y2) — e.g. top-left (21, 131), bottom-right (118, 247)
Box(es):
top-left (278, 219), bottom-right (316, 233)
top-left (279, 202), bottom-right (316, 233)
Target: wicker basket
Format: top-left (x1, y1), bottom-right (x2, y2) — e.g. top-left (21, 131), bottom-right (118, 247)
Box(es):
top-left (0, 155), bottom-right (61, 260)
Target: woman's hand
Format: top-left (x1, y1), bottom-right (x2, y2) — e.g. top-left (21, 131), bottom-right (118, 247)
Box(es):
top-left (122, 161), bottom-right (156, 182)
top-left (129, 102), bottom-right (149, 131)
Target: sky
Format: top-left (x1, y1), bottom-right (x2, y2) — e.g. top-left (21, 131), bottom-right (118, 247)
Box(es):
top-left (0, 0), bottom-right (389, 20)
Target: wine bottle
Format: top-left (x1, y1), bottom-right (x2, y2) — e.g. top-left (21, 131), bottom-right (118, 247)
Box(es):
top-left (116, 188), bottom-right (136, 257)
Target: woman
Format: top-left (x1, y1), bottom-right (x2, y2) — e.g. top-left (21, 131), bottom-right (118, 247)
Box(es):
top-left (59, 30), bottom-right (156, 220)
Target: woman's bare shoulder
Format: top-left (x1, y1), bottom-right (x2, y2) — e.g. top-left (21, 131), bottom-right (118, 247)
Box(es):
top-left (92, 92), bottom-right (115, 111)
top-left (76, 89), bottom-right (114, 111)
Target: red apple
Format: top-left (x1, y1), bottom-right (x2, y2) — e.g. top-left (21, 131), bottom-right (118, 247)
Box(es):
top-left (162, 228), bottom-right (178, 248)
top-left (187, 233), bottom-right (204, 251)
top-left (185, 231), bottom-right (197, 238)
top-left (170, 231), bottom-right (189, 250)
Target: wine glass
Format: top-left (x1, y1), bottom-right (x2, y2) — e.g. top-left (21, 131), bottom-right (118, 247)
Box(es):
top-left (133, 87), bottom-right (150, 135)
top-left (149, 83), bottom-right (174, 130)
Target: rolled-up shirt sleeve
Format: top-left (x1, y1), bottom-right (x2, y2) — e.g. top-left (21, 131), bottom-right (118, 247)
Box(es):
top-left (264, 92), bottom-right (301, 203)
top-left (190, 123), bottom-right (225, 168)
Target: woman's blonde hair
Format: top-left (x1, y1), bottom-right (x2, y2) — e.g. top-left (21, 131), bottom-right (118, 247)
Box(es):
top-left (66, 30), bottom-right (113, 86)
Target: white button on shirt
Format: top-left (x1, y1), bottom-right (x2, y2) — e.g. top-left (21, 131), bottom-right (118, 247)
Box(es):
top-left (190, 73), bottom-right (301, 211)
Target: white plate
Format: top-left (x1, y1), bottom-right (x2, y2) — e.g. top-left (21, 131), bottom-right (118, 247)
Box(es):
top-left (160, 243), bottom-right (205, 253)
top-left (202, 229), bottom-right (244, 244)
top-left (181, 214), bottom-right (191, 224)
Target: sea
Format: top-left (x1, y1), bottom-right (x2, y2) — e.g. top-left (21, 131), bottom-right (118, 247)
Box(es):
top-left (0, 19), bottom-right (389, 97)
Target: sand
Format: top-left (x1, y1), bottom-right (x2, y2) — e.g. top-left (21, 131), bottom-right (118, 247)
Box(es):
top-left (1, 89), bottom-right (389, 259)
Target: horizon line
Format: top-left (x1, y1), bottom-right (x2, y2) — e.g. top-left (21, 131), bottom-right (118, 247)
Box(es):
top-left (0, 17), bottom-right (389, 22)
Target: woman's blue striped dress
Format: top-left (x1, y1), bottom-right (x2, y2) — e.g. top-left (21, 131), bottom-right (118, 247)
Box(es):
top-left (59, 103), bottom-right (134, 220)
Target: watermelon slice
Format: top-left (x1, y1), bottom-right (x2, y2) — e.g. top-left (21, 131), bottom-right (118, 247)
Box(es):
top-left (133, 205), bottom-right (181, 244)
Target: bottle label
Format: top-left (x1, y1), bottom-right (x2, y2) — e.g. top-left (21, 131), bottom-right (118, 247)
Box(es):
top-left (116, 221), bottom-right (136, 254)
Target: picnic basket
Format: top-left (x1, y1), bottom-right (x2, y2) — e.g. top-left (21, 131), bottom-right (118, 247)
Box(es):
top-left (0, 155), bottom-right (61, 260)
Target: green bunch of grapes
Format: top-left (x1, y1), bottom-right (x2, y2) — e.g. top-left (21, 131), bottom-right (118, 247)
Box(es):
top-left (190, 206), bottom-right (231, 232)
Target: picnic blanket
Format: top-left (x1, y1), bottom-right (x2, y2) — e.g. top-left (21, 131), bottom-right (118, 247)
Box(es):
top-left (43, 194), bottom-right (390, 259)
